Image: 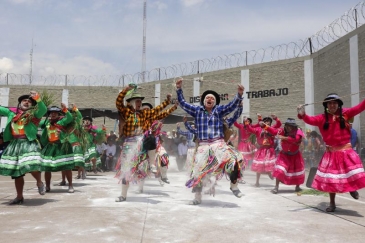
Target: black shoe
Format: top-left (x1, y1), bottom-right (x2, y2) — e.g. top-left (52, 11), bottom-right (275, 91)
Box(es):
top-left (161, 178), bottom-right (170, 184)
top-left (9, 197), bottom-right (24, 205)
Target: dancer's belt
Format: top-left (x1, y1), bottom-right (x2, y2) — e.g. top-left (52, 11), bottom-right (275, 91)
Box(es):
top-left (13, 135), bottom-right (27, 139)
top-left (326, 143), bottom-right (352, 152)
top-left (199, 138), bottom-right (223, 145)
top-left (280, 150), bottom-right (299, 155)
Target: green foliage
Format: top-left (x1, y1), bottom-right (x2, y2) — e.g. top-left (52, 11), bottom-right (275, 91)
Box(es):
top-left (40, 89), bottom-right (56, 107)
top-left (298, 189), bottom-right (328, 196)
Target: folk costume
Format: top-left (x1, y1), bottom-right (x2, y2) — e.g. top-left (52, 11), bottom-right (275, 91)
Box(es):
top-left (246, 117), bottom-right (276, 187)
top-left (0, 93), bottom-right (47, 204)
top-left (185, 105), bottom-right (244, 196)
top-left (115, 86), bottom-right (170, 202)
top-left (142, 102), bottom-right (177, 186)
top-left (233, 118), bottom-right (255, 164)
top-left (82, 116), bottom-right (106, 175)
top-left (39, 105), bottom-right (75, 192)
top-left (264, 118), bottom-right (305, 193)
top-left (177, 86), bottom-right (244, 205)
top-left (298, 93), bottom-right (365, 212)
top-left (57, 105), bottom-right (86, 187)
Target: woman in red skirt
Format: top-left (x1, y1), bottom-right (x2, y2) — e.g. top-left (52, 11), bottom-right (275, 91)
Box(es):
top-left (246, 117), bottom-right (276, 187)
top-left (298, 93), bottom-right (365, 212)
top-left (234, 117), bottom-right (255, 167)
top-left (263, 118), bottom-right (305, 194)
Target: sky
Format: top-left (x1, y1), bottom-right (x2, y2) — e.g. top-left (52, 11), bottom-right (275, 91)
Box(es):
top-left (0, 0), bottom-right (363, 80)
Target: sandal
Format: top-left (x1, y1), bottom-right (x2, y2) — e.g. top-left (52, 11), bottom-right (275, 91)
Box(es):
top-left (271, 187), bottom-right (278, 194)
top-left (326, 204), bottom-right (336, 212)
top-left (9, 197), bottom-right (24, 205)
top-left (75, 175), bottom-right (81, 179)
top-left (115, 196), bottom-right (126, 202)
top-left (38, 183), bottom-right (46, 195)
top-left (46, 186), bottom-right (51, 192)
top-left (350, 191), bottom-right (359, 200)
top-left (68, 187), bottom-right (75, 193)
top-left (254, 183), bottom-right (260, 187)
top-left (57, 181), bottom-right (66, 186)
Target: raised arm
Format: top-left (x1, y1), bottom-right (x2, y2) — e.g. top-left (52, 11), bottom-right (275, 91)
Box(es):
top-left (217, 85), bottom-right (244, 117)
top-left (175, 78), bottom-right (198, 117)
top-left (297, 105), bottom-right (322, 126)
top-left (156, 101), bottom-right (178, 120)
top-left (184, 121), bottom-right (197, 134)
top-left (57, 103), bottom-right (73, 126)
top-left (271, 114), bottom-right (282, 128)
top-left (30, 91), bottom-right (47, 118)
top-left (150, 94), bottom-right (172, 115)
top-left (344, 98), bottom-right (365, 118)
top-left (226, 104), bottom-right (243, 127)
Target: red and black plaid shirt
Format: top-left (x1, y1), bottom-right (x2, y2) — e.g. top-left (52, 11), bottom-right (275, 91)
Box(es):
top-left (116, 89), bottom-right (169, 137)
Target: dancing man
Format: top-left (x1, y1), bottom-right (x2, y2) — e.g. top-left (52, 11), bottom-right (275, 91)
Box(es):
top-left (175, 78), bottom-right (244, 205)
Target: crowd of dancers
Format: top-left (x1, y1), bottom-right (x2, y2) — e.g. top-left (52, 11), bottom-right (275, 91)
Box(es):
top-left (0, 80), bottom-right (365, 213)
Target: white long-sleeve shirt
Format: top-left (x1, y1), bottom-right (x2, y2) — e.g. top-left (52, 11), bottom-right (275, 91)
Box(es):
top-left (178, 142), bottom-right (189, 156)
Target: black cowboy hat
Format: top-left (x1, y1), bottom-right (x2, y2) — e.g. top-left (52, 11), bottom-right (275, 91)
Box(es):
top-left (142, 102), bottom-right (153, 109)
top-left (126, 92), bottom-right (145, 102)
top-left (83, 116), bottom-right (93, 122)
top-left (323, 93), bottom-right (343, 107)
top-left (48, 106), bottom-right (62, 113)
top-left (284, 118), bottom-right (298, 127)
top-left (262, 117), bottom-right (273, 123)
top-left (200, 90), bottom-right (220, 106)
top-left (18, 94), bottom-right (37, 106)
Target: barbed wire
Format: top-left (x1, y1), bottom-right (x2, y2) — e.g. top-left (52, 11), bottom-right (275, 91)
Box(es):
top-left (1, 1), bottom-right (364, 87)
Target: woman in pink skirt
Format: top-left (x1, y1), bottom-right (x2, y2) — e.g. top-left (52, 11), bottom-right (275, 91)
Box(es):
top-left (246, 117), bottom-right (276, 187)
top-left (264, 118), bottom-right (305, 194)
top-left (298, 93), bottom-right (365, 212)
top-left (234, 117), bottom-right (255, 165)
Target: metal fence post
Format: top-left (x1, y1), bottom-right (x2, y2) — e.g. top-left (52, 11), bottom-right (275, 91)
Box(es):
top-left (309, 38), bottom-right (313, 55)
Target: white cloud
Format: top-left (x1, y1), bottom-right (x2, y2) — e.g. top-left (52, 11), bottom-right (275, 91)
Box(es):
top-left (152, 1), bottom-right (168, 10)
top-left (0, 57), bottom-right (14, 72)
top-left (180, 0), bottom-right (206, 7)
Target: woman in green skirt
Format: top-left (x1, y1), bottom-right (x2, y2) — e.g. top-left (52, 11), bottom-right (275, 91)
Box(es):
top-left (0, 92), bottom-right (47, 205)
top-left (39, 103), bottom-right (75, 193)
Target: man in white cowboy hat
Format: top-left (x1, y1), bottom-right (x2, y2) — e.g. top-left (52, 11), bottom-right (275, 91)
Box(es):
top-left (115, 84), bottom-right (172, 202)
top-left (175, 78), bottom-right (245, 205)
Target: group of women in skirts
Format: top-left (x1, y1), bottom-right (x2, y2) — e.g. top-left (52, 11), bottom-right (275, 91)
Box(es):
top-left (1, 81), bottom-right (365, 213)
top-left (0, 91), bottom-right (106, 204)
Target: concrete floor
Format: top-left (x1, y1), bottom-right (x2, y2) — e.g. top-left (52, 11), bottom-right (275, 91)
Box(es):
top-left (0, 158), bottom-right (365, 243)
